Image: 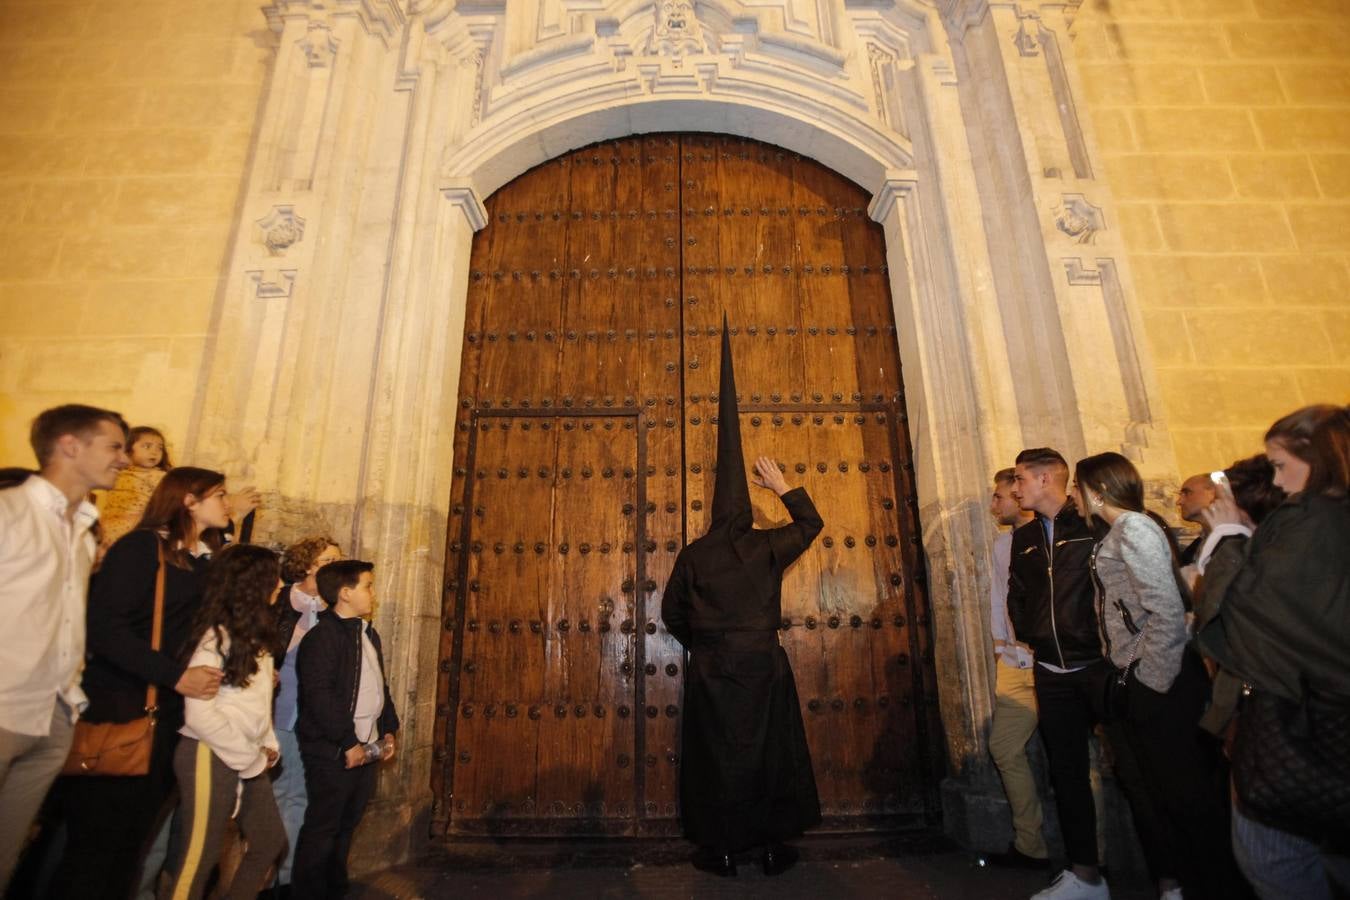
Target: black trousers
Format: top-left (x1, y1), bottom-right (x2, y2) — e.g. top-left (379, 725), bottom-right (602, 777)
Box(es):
top-left (1033, 660), bottom-right (1108, 869)
top-left (50, 720), bottom-right (179, 900)
top-left (1103, 652), bottom-right (1250, 899)
top-left (290, 753), bottom-right (377, 900)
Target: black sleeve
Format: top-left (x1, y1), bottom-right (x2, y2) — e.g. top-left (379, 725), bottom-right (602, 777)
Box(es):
top-left (380, 680), bottom-right (400, 738)
top-left (660, 555), bottom-right (693, 649)
top-left (86, 530), bottom-right (185, 691)
top-left (297, 626), bottom-right (361, 753)
top-left (1006, 533), bottom-right (1028, 637)
top-left (767, 487), bottom-right (824, 570)
top-left (374, 629), bottom-right (400, 737)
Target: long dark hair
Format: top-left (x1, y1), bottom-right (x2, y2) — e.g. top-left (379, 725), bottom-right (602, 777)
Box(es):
top-left (137, 467), bottom-right (227, 569)
top-left (1074, 451), bottom-right (1145, 514)
top-left (1266, 404), bottom-right (1350, 499)
top-left (1225, 455), bottom-right (1286, 524)
top-left (184, 544), bottom-right (282, 688)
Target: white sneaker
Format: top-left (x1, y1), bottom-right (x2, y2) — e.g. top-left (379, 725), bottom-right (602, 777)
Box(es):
top-left (1159, 889), bottom-right (1183, 900)
top-left (1031, 869), bottom-right (1111, 900)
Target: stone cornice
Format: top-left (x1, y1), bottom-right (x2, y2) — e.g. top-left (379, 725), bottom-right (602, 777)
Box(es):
top-left (442, 184), bottom-right (488, 231)
top-left (937, 0), bottom-right (1084, 35)
top-left (867, 173), bottom-right (919, 224)
top-left (263, 0), bottom-right (406, 42)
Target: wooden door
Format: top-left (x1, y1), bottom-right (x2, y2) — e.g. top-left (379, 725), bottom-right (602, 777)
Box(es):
top-left (433, 134), bottom-right (943, 838)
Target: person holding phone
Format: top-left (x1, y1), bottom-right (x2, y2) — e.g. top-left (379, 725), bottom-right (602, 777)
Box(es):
top-left (1195, 404), bottom-right (1350, 898)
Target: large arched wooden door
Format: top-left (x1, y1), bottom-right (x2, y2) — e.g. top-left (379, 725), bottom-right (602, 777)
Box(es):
top-left (432, 134), bottom-right (943, 838)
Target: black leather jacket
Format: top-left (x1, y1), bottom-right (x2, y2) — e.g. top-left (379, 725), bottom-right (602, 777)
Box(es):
top-left (1006, 500), bottom-right (1106, 669)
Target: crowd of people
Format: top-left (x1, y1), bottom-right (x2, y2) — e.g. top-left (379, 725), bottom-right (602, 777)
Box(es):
top-left (984, 404), bottom-right (1350, 900)
top-left (1, 396), bottom-right (1346, 900)
top-left (0, 405), bottom-right (399, 900)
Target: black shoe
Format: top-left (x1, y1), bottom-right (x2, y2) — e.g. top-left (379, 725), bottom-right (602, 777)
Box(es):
top-left (691, 848), bottom-right (737, 877)
top-left (762, 843), bottom-right (799, 876)
top-left (986, 844), bottom-right (1051, 870)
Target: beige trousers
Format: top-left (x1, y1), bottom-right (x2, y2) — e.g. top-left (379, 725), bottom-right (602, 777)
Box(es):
top-left (989, 659), bottom-right (1048, 858)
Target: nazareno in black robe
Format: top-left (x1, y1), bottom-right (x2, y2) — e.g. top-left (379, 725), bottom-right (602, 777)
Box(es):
top-left (660, 317), bottom-right (824, 853)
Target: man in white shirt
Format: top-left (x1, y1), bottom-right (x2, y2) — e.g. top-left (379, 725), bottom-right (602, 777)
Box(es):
top-left (0, 404), bottom-right (128, 890)
top-left (985, 468), bottom-right (1049, 869)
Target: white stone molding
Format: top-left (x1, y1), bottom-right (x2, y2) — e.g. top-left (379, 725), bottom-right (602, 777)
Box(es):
top-left (247, 268), bottom-right (299, 298)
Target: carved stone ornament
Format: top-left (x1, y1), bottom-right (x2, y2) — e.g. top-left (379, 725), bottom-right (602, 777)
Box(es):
top-left (299, 21), bottom-right (339, 68)
top-left (647, 0), bottom-right (707, 61)
top-left (1013, 17), bottom-right (1039, 57)
top-left (256, 206), bottom-right (306, 256)
top-left (1054, 194), bottom-right (1104, 244)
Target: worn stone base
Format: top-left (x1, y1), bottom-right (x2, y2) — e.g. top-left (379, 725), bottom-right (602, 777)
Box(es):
top-left (940, 735), bottom-right (1147, 881)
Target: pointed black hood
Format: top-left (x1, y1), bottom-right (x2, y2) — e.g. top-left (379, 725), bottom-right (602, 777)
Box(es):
top-left (708, 314), bottom-right (753, 538)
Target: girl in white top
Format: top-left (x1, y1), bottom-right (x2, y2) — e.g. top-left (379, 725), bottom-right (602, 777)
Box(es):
top-left (161, 544), bottom-right (287, 900)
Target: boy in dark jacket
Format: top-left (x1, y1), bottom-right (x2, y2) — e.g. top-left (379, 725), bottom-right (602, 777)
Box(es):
top-left (291, 560), bottom-right (399, 900)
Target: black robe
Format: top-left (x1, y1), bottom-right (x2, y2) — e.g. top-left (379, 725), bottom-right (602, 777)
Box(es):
top-left (661, 486), bottom-right (824, 852)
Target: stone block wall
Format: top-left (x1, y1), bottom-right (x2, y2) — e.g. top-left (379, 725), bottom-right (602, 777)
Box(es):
top-left (1073, 0), bottom-right (1350, 477)
top-left (0, 0), bottom-right (271, 465)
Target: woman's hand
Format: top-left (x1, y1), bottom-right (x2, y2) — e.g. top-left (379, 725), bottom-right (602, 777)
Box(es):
top-left (175, 665), bottom-right (224, 700)
top-left (752, 456), bottom-right (790, 496)
top-left (263, 746), bottom-right (279, 769)
top-left (1200, 490), bottom-right (1243, 529)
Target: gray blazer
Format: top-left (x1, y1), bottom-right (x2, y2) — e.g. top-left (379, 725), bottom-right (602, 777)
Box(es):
top-left (1093, 511), bottom-right (1188, 693)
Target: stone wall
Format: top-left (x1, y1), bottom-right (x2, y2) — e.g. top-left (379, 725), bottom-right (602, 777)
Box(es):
top-left (0, 0), bottom-right (271, 464)
top-left (1073, 0), bottom-right (1350, 476)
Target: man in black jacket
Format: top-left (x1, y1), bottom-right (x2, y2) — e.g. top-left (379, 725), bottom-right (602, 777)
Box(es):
top-left (1006, 448), bottom-right (1109, 900)
top-left (291, 560), bottom-right (399, 900)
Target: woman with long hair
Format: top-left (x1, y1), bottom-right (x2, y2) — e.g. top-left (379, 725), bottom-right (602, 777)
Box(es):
top-left (1196, 405), bottom-right (1350, 899)
top-left (54, 467), bottom-right (237, 898)
top-left (1074, 451), bottom-right (1243, 900)
top-left (161, 544), bottom-right (287, 900)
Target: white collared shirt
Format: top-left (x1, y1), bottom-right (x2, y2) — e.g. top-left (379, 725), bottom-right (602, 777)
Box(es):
top-left (0, 476), bottom-right (96, 734)
top-left (991, 531), bottom-right (1034, 669)
top-left (353, 622), bottom-right (385, 744)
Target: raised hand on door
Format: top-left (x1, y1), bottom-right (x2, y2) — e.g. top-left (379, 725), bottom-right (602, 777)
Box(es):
top-left (752, 456), bottom-right (790, 496)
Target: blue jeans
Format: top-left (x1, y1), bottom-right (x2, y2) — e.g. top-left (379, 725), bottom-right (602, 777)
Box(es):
top-left (1232, 802), bottom-right (1350, 899)
top-left (271, 728), bottom-right (307, 885)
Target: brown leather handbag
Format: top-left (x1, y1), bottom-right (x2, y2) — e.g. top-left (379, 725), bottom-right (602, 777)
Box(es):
top-left (63, 544), bottom-right (165, 776)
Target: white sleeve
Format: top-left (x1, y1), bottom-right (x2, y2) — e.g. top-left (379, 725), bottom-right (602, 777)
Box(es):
top-left (182, 631), bottom-right (266, 773)
top-left (1196, 523), bottom-right (1253, 575)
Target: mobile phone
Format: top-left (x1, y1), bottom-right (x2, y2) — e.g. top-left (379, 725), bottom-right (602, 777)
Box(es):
top-left (1210, 470), bottom-right (1232, 495)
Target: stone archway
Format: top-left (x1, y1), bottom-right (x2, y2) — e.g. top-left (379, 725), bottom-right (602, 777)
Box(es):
top-left (187, 0), bottom-right (1178, 865)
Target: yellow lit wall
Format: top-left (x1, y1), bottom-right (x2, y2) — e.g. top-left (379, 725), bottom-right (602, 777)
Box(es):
top-left (2, 1), bottom-right (1345, 481)
top-left (1073, 0), bottom-right (1350, 476)
top-left (0, 0), bottom-right (270, 465)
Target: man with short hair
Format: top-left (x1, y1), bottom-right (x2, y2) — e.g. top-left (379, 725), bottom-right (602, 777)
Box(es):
top-left (0, 404), bottom-right (128, 890)
top-left (1175, 473), bottom-right (1216, 567)
top-left (291, 560), bottom-right (399, 900)
top-left (1007, 448), bottom-right (1109, 900)
top-left (985, 468), bottom-right (1048, 870)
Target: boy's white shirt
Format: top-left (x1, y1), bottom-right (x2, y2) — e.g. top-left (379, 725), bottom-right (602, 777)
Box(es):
top-left (180, 627), bottom-right (279, 778)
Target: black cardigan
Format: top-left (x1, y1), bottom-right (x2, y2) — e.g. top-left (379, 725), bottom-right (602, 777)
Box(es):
top-left (295, 610), bottom-right (400, 761)
top-left (82, 529), bottom-right (211, 725)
